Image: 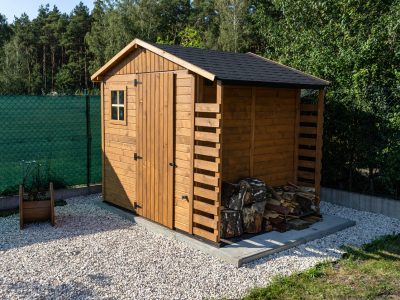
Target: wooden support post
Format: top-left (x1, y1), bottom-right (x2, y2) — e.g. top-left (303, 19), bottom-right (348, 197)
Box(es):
top-left (315, 89), bottom-right (325, 196)
top-left (293, 89), bottom-right (301, 184)
top-left (101, 82), bottom-right (105, 198)
top-left (19, 185), bottom-right (24, 230)
top-left (216, 80), bottom-right (223, 243)
top-left (50, 182), bottom-right (55, 226)
top-left (250, 87), bottom-right (256, 177)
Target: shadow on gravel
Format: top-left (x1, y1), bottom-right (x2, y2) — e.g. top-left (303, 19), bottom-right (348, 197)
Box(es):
top-left (0, 197), bottom-right (136, 252)
top-left (2, 276), bottom-right (118, 300)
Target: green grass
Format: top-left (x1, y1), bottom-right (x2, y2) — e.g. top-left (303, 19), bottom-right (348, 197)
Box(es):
top-left (244, 234), bottom-right (400, 300)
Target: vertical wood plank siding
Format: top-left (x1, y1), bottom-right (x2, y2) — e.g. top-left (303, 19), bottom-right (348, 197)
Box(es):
top-left (174, 72), bottom-right (195, 232)
top-left (222, 86), bottom-right (298, 187)
top-left (102, 46), bottom-right (187, 219)
top-left (135, 72), bottom-right (175, 228)
top-left (108, 47), bottom-right (184, 76)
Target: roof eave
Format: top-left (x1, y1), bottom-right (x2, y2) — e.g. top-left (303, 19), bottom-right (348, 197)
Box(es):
top-left (246, 52), bottom-right (330, 86)
top-left (90, 39), bottom-right (216, 82)
top-left (219, 78), bottom-right (329, 89)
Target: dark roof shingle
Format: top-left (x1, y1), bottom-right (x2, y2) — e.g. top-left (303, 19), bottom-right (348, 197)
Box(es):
top-left (152, 43), bottom-right (328, 88)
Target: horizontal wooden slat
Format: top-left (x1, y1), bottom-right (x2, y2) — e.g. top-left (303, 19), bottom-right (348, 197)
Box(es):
top-left (194, 200), bottom-right (218, 215)
top-left (193, 226), bottom-right (218, 242)
top-left (193, 213), bottom-right (218, 229)
top-left (298, 160), bottom-right (316, 168)
top-left (296, 179), bottom-right (315, 187)
top-left (195, 117), bottom-right (220, 127)
top-left (194, 145), bottom-right (220, 157)
top-left (194, 159), bottom-right (219, 172)
top-left (195, 103), bottom-right (220, 113)
top-left (194, 187), bottom-right (218, 201)
top-left (298, 149), bottom-right (316, 157)
top-left (298, 170), bottom-right (315, 180)
top-left (175, 221), bottom-right (189, 232)
top-left (299, 126), bottom-right (317, 134)
top-left (300, 115), bottom-right (318, 123)
top-left (195, 131), bottom-right (220, 143)
top-left (298, 137), bottom-right (316, 146)
top-left (23, 201), bottom-right (51, 209)
top-left (300, 103), bottom-right (318, 112)
top-left (194, 173), bottom-right (219, 186)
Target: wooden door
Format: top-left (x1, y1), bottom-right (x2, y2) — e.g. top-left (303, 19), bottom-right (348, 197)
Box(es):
top-left (136, 72), bottom-right (174, 228)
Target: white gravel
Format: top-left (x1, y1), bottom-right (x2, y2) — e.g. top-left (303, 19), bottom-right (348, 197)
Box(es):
top-left (1, 194), bottom-right (399, 300)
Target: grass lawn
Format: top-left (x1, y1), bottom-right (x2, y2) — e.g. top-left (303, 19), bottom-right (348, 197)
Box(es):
top-left (244, 234), bottom-right (400, 300)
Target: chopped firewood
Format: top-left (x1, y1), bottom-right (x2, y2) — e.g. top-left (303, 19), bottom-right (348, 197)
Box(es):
top-left (242, 206), bottom-right (263, 234)
top-left (221, 178), bottom-right (322, 238)
top-left (220, 209), bottom-right (243, 238)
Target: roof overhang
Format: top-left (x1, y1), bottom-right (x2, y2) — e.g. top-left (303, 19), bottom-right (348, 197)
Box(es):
top-left (246, 53), bottom-right (330, 87)
top-left (219, 79), bottom-right (329, 89)
top-left (91, 38), bottom-right (216, 82)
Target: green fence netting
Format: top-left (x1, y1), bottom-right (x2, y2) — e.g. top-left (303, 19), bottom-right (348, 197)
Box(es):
top-left (0, 95), bottom-right (101, 195)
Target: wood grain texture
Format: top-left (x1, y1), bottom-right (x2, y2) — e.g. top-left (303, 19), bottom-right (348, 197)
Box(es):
top-left (108, 47), bottom-right (184, 76)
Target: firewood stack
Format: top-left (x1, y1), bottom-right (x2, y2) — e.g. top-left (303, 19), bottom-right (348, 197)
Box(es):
top-left (264, 182), bottom-right (321, 232)
top-left (220, 179), bottom-right (321, 239)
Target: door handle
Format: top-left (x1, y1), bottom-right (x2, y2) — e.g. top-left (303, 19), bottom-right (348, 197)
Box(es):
top-left (134, 153), bottom-right (142, 160)
top-left (169, 162), bottom-right (177, 168)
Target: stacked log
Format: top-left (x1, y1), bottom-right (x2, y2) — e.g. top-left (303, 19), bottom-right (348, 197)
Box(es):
top-left (264, 182), bottom-right (321, 232)
top-left (220, 179), bottom-right (322, 239)
top-left (220, 178), bottom-right (270, 238)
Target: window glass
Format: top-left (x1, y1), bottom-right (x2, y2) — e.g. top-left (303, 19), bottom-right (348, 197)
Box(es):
top-left (111, 106), bottom-right (118, 120)
top-left (111, 91), bottom-right (118, 104)
top-left (111, 89), bottom-right (125, 122)
top-left (119, 91), bottom-right (124, 105)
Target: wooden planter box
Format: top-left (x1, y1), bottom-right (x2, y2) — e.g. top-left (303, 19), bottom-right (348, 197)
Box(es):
top-left (19, 182), bottom-right (55, 229)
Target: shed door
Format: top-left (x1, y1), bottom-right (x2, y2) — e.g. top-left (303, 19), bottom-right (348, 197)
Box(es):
top-left (136, 72), bottom-right (174, 229)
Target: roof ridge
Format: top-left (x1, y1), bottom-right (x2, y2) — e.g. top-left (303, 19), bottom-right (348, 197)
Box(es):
top-left (246, 52), bottom-right (330, 86)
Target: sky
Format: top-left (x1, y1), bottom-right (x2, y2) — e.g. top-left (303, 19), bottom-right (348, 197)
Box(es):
top-left (0, 0), bottom-right (94, 23)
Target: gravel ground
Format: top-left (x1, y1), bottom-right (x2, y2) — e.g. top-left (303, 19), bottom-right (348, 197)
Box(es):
top-left (1, 194), bottom-right (399, 300)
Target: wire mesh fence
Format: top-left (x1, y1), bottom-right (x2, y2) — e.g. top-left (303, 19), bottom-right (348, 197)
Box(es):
top-left (322, 87), bottom-right (400, 200)
top-left (0, 95), bottom-right (101, 196)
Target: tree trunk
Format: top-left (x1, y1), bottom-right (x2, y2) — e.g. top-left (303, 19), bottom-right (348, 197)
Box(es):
top-left (43, 45), bottom-right (46, 92)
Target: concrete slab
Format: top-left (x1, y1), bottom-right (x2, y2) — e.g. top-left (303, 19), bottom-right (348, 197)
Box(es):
top-left (97, 201), bottom-right (356, 267)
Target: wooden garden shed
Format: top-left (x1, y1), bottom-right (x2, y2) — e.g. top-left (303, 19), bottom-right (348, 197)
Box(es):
top-left (91, 38), bottom-right (329, 244)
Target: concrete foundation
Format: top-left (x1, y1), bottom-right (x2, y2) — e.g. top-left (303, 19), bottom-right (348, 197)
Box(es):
top-left (97, 201), bottom-right (355, 267)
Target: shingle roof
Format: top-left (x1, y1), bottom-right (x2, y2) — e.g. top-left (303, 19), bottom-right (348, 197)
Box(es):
top-left (151, 43), bottom-right (329, 88)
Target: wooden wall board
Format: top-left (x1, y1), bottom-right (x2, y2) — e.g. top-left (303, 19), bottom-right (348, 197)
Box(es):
top-left (107, 47), bottom-right (184, 77)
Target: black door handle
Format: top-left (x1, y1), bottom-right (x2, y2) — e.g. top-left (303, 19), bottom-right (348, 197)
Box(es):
top-left (134, 153), bottom-right (142, 160)
top-left (169, 162), bottom-right (177, 168)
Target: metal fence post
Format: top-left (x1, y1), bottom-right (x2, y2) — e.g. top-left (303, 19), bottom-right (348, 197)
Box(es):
top-left (86, 93), bottom-right (92, 187)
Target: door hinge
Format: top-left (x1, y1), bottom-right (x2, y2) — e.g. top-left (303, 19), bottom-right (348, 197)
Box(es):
top-left (134, 202), bottom-right (142, 209)
top-left (134, 153), bottom-right (142, 160)
top-left (133, 79), bottom-right (142, 87)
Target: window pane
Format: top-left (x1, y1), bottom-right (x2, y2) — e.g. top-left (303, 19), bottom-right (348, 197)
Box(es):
top-left (119, 91), bottom-right (124, 105)
top-left (111, 91), bottom-right (117, 104)
top-left (111, 107), bottom-right (118, 120)
top-left (119, 107), bottom-right (124, 120)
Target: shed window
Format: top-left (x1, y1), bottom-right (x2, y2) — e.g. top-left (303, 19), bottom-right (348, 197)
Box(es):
top-left (111, 90), bottom-right (125, 121)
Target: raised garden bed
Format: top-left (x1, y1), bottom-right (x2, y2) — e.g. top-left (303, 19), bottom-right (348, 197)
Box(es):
top-left (19, 182), bottom-right (55, 229)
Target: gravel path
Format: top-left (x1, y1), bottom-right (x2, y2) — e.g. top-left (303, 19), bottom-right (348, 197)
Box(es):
top-left (1, 194), bottom-right (399, 300)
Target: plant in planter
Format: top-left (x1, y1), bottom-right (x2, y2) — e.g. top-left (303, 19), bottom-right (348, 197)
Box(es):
top-left (19, 161), bottom-right (55, 229)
